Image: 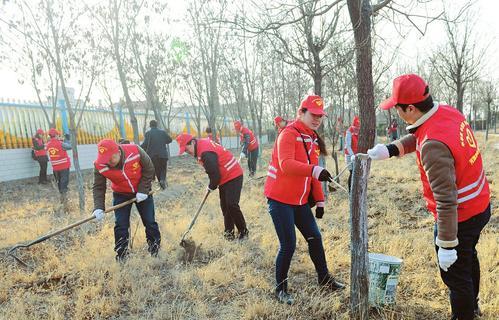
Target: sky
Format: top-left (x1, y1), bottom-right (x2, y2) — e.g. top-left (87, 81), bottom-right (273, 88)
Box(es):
top-left (0, 0), bottom-right (497, 104)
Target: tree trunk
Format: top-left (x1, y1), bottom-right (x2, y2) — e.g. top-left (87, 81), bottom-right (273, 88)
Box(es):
top-left (485, 102), bottom-right (490, 141)
top-left (456, 85), bottom-right (464, 114)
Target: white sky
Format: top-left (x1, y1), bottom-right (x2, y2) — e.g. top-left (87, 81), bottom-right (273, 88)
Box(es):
top-left (0, 0), bottom-right (497, 104)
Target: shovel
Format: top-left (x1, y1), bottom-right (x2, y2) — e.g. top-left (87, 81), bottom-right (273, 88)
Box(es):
top-left (7, 191), bottom-right (154, 269)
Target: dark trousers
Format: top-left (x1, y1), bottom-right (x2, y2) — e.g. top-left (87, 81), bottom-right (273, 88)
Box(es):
top-left (37, 156), bottom-right (48, 183)
top-left (219, 175), bottom-right (246, 233)
top-left (151, 156), bottom-right (167, 183)
top-left (268, 199), bottom-right (329, 291)
top-left (434, 205), bottom-right (491, 320)
top-left (247, 147), bottom-right (258, 175)
top-left (53, 169), bottom-right (69, 194)
top-left (348, 169), bottom-right (353, 192)
top-left (113, 193), bottom-right (161, 258)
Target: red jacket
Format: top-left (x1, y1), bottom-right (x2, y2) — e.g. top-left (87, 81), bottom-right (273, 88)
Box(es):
top-left (32, 137), bottom-right (47, 157)
top-left (344, 118), bottom-right (360, 155)
top-left (415, 105), bottom-right (490, 222)
top-left (264, 120), bottom-right (324, 205)
top-left (94, 144), bottom-right (143, 194)
top-left (197, 138), bottom-right (243, 185)
top-left (46, 138), bottom-right (71, 171)
top-left (240, 127), bottom-right (259, 152)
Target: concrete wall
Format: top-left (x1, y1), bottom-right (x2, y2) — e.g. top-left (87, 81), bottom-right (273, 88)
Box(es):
top-left (0, 135), bottom-right (269, 182)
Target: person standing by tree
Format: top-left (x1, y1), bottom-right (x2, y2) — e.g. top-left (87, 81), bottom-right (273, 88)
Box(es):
top-left (46, 128), bottom-right (72, 209)
top-left (368, 74), bottom-right (490, 320)
top-left (233, 120), bottom-right (259, 177)
top-left (274, 116), bottom-right (289, 135)
top-left (141, 120), bottom-right (172, 190)
top-left (92, 139), bottom-right (161, 261)
top-left (32, 129), bottom-right (49, 184)
top-left (387, 119), bottom-right (399, 141)
top-left (205, 127), bottom-right (220, 144)
top-left (176, 133), bottom-right (249, 240)
top-left (264, 95), bottom-right (345, 305)
top-left (344, 116), bottom-right (360, 191)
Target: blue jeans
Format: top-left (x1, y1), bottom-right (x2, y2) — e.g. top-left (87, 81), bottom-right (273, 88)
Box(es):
top-left (268, 199), bottom-right (329, 291)
top-left (113, 193), bottom-right (161, 258)
top-left (434, 204), bottom-right (490, 320)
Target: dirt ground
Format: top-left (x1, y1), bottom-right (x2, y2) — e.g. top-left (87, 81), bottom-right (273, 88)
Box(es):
top-left (0, 134), bottom-right (497, 319)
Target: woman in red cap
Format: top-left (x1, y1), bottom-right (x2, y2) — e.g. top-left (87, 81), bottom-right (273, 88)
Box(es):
top-left (344, 116), bottom-right (360, 191)
top-left (46, 128), bottom-right (72, 207)
top-left (273, 116), bottom-right (289, 135)
top-left (233, 120), bottom-right (259, 177)
top-left (32, 128), bottom-right (49, 184)
top-left (264, 94), bottom-right (345, 305)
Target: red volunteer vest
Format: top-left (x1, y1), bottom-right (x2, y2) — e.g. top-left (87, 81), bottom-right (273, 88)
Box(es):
top-left (240, 127), bottom-right (259, 151)
top-left (32, 137), bottom-right (47, 157)
top-left (264, 120), bottom-right (324, 205)
top-left (196, 138), bottom-right (243, 186)
top-left (344, 126), bottom-right (359, 155)
top-left (414, 105), bottom-right (490, 222)
top-left (95, 144), bottom-right (143, 194)
top-left (46, 138), bottom-right (70, 171)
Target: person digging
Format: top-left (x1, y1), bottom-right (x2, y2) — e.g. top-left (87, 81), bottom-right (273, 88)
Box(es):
top-left (92, 139), bottom-right (161, 261)
top-left (176, 133), bottom-right (249, 241)
top-left (368, 74), bottom-right (490, 320)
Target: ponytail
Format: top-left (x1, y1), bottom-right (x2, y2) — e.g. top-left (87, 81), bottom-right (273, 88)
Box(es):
top-left (314, 131), bottom-right (328, 156)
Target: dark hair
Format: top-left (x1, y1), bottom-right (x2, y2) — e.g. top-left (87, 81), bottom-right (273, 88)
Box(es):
top-left (205, 127), bottom-right (212, 134)
top-left (396, 86), bottom-right (433, 113)
top-left (149, 120), bottom-right (158, 128)
top-left (299, 108), bottom-right (328, 156)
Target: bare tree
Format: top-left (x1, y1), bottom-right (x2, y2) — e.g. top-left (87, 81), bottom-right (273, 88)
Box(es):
top-left (478, 80), bottom-right (497, 141)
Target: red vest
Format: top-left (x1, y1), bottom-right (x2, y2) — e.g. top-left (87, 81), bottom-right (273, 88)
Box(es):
top-left (264, 120), bottom-right (324, 205)
top-left (32, 137), bottom-right (47, 157)
top-left (46, 138), bottom-right (71, 171)
top-left (414, 105), bottom-right (490, 222)
top-left (196, 138), bottom-right (243, 186)
top-left (240, 127), bottom-right (259, 151)
top-left (95, 144), bottom-right (143, 194)
top-left (344, 126), bottom-right (359, 155)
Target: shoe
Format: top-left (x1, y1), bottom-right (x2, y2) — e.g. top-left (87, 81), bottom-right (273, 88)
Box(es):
top-left (275, 289), bottom-right (294, 305)
top-left (474, 306), bottom-right (482, 317)
top-left (159, 181), bottom-right (167, 190)
top-left (238, 228), bottom-right (249, 240)
top-left (148, 242), bottom-right (160, 257)
top-left (319, 274), bottom-right (346, 291)
top-left (224, 230), bottom-right (235, 241)
top-left (249, 172), bottom-right (255, 178)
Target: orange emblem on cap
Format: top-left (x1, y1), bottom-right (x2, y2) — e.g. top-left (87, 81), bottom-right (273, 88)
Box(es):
top-left (314, 99), bottom-right (323, 107)
top-left (99, 147), bottom-right (107, 154)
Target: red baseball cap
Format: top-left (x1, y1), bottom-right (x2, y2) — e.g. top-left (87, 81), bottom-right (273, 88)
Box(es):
top-left (233, 120), bottom-right (242, 131)
top-left (300, 95), bottom-right (327, 116)
top-left (176, 133), bottom-right (193, 155)
top-left (380, 74), bottom-right (429, 110)
top-left (36, 129), bottom-right (44, 135)
top-left (96, 139), bottom-right (120, 165)
top-left (48, 128), bottom-right (59, 137)
top-left (274, 116), bottom-right (283, 126)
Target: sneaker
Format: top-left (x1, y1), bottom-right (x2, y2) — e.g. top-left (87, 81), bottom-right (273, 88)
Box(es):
top-left (319, 274), bottom-right (346, 291)
top-left (275, 289), bottom-right (294, 305)
top-left (238, 228), bottom-right (249, 240)
top-left (224, 230), bottom-right (235, 241)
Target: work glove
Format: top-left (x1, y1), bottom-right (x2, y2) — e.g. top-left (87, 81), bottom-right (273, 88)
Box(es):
top-left (315, 202), bottom-right (325, 219)
top-left (92, 209), bottom-right (105, 221)
top-left (207, 185), bottom-right (217, 192)
top-left (136, 192), bottom-right (148, 203)
top-left (367, 144), bottom-right (389, 160)
top-left (437, 247), bottom-right (458, 272)
top-left (239, 152), bottom-right (246, 159)
top-left (312, 166), bottom-right (333, 182)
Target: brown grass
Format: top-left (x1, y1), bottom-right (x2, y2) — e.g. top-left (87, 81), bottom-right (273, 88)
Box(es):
top-left (0, 133), bottom-right (497, 319)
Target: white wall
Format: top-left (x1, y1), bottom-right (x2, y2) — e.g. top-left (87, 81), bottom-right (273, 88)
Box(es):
top-left (0, 135), bottom-right (269, 182)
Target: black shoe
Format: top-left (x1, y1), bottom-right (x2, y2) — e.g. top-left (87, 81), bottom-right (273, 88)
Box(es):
top-left (224, 230), bottom-right (235, 241)
top-left (275, 289), bottom-right (294, 305)
top-left (115, 253), bottom-right (129, 263)
top-left (238, 228), bottom-right (249, 240)
top-left (319, 274), bottom-right (346, 291)
top-left (249, 172), bottom-right (255, 178)
top-left (148, 243), bottom-right (160, 257)
top-left (474, 306), bottom-right (482, 317)
top-left (159, 180), bottom-right (167, 190)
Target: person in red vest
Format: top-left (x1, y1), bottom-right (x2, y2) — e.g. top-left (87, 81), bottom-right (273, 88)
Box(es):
top-left (344, 116), bottom-right (360, 191)
top-left (205, 127), bottom-right (220, 144)
top-left (176, 133), bottom-right (249, 240)
top-left (387, 118), bottom-right (399, 141)
top-left (32, 128), bottom-right (49, 184)
top-left (92, 139), bottom-right (160, 261)
top-left (368, 74), bottom-right (490, 320)
top-left (264, 94), bottom-right (345, 305)
top-left (233, 120), bottom-right (259, 177)
top-left (46, 128), bottom-right (72, 205)
top-left (274, 116), bottom-right (289, 134)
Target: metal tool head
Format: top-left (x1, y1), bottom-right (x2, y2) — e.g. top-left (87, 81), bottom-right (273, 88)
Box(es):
top-left (7, 244), bottom-right (31, 269)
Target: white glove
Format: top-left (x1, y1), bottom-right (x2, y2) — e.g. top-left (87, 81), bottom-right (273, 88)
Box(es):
top-left (92, 209), bottom-right (105, 221)
top-left (136, 192), bottom-right (148, 203)
top-left (437, 247), bottom-right (458, 272)
top-left (367, 144), bottom-right (389, 160)
top-left (239, 152), bottom-right (246, 159)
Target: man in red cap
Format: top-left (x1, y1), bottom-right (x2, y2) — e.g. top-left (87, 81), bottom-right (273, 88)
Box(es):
top-left (32, 128), bottom-right (49, 184)
top-left (176, 133), bottom-right (248, 240)
top-left (233, 120), bottom-right (259, 177)
top-left (92, 139), bottom-right (160, 261)
top-left (46, 128), bottom-right (72, 207)
top-left (368, 74), bottom-right (490, 320)
top-left (274, 116), bottom-right (289, 135)
top-left (344, 116), bottom-right (360, 191)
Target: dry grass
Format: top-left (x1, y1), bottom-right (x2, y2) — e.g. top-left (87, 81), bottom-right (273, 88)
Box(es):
top-left (0, 133), bottom-right (497, 319)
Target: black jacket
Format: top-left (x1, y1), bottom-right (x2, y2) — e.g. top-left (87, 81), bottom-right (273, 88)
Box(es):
top-left (140, 127), bottom-right (173, 159)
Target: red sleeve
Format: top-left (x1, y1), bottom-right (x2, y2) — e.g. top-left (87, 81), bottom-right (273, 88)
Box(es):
top-left (277, 130), bottom-right (314, 176)
top-left (312, 178), bottom-right (325, 202)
